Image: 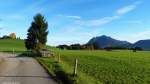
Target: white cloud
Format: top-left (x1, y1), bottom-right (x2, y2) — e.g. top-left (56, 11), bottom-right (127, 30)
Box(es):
top-left (117, 5), bottom-right (136, 15)
top-left (66, 16), bottom-right (81, 19)
top-left (76, 16), bottom-right (120, 27)
top-left (57, 14), bottom-right (81, 19)
top-left (56, 1), bottom-right (142, 29)
top-left (74, 1), bottom-right (142, 27)
top-left (117, 1), bottom-right (142, 15)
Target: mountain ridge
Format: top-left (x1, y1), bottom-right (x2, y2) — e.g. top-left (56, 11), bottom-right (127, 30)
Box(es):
top-left (87, 35), bottom-right (150, 50)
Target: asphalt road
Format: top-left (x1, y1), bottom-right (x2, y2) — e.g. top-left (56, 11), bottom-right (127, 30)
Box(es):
top-left (0, 53), bottom-right (57, 84)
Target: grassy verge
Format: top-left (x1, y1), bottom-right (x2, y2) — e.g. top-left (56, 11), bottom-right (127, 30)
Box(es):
top-left (36, 57), bottom-right (76, 84)
top-left (36, 56), bottom-right (102, 84)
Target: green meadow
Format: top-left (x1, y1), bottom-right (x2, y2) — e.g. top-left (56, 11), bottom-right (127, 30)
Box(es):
top-left (0, 39), bottom-right (55, 52)
top-left (41, 50), bottom-right (150, 84)
top-left (0, 39), bottom-right (26, 52)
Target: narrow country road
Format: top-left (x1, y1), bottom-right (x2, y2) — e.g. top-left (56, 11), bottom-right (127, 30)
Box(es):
top-left (0, 53), bottom-right (57, 84)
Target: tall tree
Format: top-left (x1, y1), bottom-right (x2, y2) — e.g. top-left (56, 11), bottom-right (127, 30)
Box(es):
top-left (25, 13), bottom-right (48, 50)
top-left (25, 25), bottom-right (37, 50)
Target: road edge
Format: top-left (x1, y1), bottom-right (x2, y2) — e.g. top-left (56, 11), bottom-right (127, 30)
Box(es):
top-left (35, 57), bottom-right (60, 83)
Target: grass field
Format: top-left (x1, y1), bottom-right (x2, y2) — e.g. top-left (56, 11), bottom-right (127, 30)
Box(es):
top-left (0, 39), bottom-right (26, 52)
top-left (0, 39), bottom-right (55, 52)
top-left (39, 50), bottom-right (150, 84)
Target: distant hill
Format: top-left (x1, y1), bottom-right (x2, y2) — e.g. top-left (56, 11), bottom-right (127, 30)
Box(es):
top-left (87, 35), bottom-right (132, 49)
top-left (0, 39), bottom-right (57, 52)
top-left (132, 40), bottom-right (150, 50)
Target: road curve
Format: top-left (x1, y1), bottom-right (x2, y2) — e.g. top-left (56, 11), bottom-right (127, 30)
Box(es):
top-left (0, 53), bottom-right (57, 84)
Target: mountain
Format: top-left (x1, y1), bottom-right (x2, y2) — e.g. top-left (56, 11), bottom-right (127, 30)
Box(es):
top-left (87, 35), bottom-right (132, 49)
top-left (132, 40), bottom-right (150, 50)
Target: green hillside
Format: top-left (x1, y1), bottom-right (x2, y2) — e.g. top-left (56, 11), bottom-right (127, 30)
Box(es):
top-left (0, 39), bottom-right (26, 52)
top-left (0, 39), bottom-right (57, 52)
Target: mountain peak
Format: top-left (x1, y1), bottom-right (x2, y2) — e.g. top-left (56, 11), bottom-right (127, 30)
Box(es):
top-left (97, 35), bottom-right (110, 38)
top-left (87, 35), bottom-right (131, 48)
top-left (94, 35), bottom-right (112, 40)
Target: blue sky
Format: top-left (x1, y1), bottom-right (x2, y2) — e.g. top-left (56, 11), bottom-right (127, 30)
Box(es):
top-left (0, 0), bottom-right (150, 46)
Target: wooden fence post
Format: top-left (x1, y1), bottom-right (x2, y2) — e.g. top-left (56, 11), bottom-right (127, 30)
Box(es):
top-left (13, 48), bottom-right (14, 56)
top-left (73, 58), bottom-right (78, 76)
top-left (58, 53), bottom-right (60, 63)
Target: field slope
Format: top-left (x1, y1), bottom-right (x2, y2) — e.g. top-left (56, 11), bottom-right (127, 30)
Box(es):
top-left (0, 39), bottom-right (26, 51)
top-left (0, 39), bottom-right (56, 52)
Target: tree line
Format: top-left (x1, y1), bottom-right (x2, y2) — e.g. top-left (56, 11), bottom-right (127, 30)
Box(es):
top-left (0, 33), bottom-right (17, 39)
top-left (57, 44), bottom-right (143, 51)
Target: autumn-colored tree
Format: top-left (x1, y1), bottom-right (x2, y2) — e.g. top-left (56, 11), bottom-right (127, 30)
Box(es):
top-left (9, 33), bottom-right (16, 39)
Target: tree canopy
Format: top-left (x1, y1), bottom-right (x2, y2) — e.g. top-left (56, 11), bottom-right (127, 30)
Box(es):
top-left (25, 13), bottom-right (48, 50)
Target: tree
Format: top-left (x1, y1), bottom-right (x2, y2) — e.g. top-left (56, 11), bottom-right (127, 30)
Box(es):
top-left (57, 45), bottom-right (69, 50)
top-left (132, 47), bottom-right (143, 52)
top-left (25, 13), bottom-right (48, 50)
top-left (9, 33), bottom-right (16, 39)
top-left (70, 44), bottom-right (81, 50)
top-left (25, 25), bottom-right (37, 50)
top-left (1, 35), bottom-right (10, 39)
